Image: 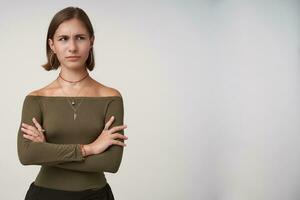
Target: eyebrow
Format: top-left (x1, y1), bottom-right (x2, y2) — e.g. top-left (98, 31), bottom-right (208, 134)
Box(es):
top-left (56, 34), bottom-right (88, 38)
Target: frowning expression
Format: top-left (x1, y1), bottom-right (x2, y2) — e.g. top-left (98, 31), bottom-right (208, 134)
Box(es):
top-left (48, 18), bottom-right (94, 69)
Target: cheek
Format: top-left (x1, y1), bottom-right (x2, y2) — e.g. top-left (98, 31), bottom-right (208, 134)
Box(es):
top-left (81, 42), bottom-right (91, 52)
top-left (83, 49), bottom-right (90, 57)
top-left (54, 45), bottom-right (66, 58)
top-left (55, 50), bottom-right (65, 61)
top-left (81, 45), bottom-right (91, 57)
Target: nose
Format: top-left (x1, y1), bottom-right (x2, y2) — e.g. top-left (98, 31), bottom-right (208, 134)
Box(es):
top-left (68, 38), bottom-right (77, 53)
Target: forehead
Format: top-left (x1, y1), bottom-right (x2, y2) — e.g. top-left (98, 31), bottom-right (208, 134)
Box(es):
top-left (54, 18), bottom-right (89, 36)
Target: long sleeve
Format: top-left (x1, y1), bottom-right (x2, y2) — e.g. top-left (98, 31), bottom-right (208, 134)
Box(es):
top-left (17, 96), bottom-right (85, 166)
top-left (52, 97), bottom-right (125, 173)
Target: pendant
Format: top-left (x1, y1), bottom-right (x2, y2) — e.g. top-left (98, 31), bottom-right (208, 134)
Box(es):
top-left (73, 112), bottom-right (77, 120)
top-left (72, 101), bottom-right (75, 105)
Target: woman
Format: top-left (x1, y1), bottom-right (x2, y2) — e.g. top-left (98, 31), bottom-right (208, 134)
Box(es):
top-left (17, 6), bottom-right (128, 200)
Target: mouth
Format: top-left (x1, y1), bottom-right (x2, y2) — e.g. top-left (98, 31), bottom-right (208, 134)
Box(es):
top-left (66, 56), bottom-right (81, 60)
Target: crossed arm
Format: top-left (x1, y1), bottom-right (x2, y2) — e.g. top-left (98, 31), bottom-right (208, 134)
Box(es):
top-left (17, 95), bottom-right (125, 173)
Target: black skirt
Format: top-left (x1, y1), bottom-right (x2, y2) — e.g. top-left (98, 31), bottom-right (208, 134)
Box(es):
top-left (24, 182), bottom-right (115, 200)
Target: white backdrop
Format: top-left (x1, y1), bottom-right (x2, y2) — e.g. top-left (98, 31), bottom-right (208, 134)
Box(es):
top-left (0, 0), bottom-right (299, 199)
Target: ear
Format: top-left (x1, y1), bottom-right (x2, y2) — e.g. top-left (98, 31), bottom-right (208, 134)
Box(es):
top-left (90, 36), bottom-right (94, 48)
top-left (48, 38), bottom-right (56, 53)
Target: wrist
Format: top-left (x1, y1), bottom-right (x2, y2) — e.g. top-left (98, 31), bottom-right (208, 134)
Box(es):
top-left (82, 144), bottom-right (93, 156)
top-left (80, 144), bottom-right (86, 157)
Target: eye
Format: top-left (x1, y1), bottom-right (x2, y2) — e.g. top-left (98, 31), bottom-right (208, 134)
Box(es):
top-left (77, 36), bottom-right (85, 40)
top-left (58, 37), bottom-right (67, 41)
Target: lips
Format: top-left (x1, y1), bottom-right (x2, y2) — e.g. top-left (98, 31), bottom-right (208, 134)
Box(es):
top-left (66, 56), bottom-right (81, 61)
top-left (66, 56), bottom-right (81, 58)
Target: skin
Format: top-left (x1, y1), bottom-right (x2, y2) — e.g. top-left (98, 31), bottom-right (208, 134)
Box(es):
top-left (21, 18), bottom-right (128, 156)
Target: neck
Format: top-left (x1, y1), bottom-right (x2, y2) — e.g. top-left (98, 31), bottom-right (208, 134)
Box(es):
top-left (58, 67), bottom-right (90, 86)
top-left (59, 67), bottom-right (89, 82)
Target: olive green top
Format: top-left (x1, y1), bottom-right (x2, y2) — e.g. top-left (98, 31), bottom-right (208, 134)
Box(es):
top-left (17, 95), bottom-right (125, 191)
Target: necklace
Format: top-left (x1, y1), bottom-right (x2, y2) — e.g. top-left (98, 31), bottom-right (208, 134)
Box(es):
top-left (57, 72), bottom-right (89, 120)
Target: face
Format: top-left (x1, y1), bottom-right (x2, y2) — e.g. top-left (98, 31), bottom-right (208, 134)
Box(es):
top-left (48, 18), bottom-right (94, 69)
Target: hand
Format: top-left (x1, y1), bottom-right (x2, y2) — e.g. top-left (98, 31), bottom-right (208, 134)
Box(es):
top-left (86, 116), bottom-right (128, 155)
top-left (21, 117), bottom-right (46, 143)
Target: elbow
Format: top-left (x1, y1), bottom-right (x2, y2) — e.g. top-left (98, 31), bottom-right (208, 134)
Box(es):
top-left (17, 141), bottom-right (39, 165)
top-left (18, 151), bottom-right (33, 165)
top-left (18, 140), bottom-right (33, 165)
top-left (19, 156), bottom-right (30, 165)
top-left (106, 161), bottom-right (122, 173)
top-left (19, 156), bottom-right (31, 166)
top-left (106, 150), bottom-right (124, 173)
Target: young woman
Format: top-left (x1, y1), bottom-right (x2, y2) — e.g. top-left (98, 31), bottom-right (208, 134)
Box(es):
top-left (17, 6), bottom-right (128, 200)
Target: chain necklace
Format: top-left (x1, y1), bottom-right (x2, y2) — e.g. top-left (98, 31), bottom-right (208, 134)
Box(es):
top-left (57, 72), bottom-right (89, 120)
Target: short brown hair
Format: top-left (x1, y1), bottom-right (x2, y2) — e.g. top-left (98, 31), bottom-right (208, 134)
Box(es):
top-left (42, 7), bottom-right (95, 71)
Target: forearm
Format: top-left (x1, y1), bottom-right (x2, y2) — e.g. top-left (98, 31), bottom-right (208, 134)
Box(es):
top-left (51, 145), bottom-right (124, 173)
top-left (18, 129), bottom-right (85, 165)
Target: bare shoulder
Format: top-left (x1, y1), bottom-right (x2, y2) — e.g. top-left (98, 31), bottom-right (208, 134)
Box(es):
top-left (98, 85), bottom-right (122, 97)
top-left (27, 82), bottom-right (56, 96)
top-left (93, 80), bottom-right (122, 97)
top-left (27, 89), bottom-right (44, 96)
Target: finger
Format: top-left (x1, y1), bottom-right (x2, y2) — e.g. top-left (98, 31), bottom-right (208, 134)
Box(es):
top-left (22, 123), bottom-right (40, 133)
top-left (21, 123), bottom-right (31, 129)
top-left (109, 124), bottom-right (127, 133)
top-left (23, 133), bottom-right (38, 142)
top-left (32, 118), bottom-right (43, 132)
top-left (21, 127), bottom-right (39, 137)
top-left (104, 116), bottom-right (115, 130)
top-left (28, 125), bottom-right (43, 137)
top-left (111, 133), bottom-right (128, 140)
top-left (21, 127), bottom-right (31, 135)
top-left (112, 140), bottom-right (127, 147)
top-left (22, 123), bottom-right (37, 132)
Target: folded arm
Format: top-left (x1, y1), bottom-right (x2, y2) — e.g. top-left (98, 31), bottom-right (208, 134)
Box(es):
top-left (17, 96), bottom-right (85, 166)
top-left (18, 95), bottom-right (125, 173)
top-left (52, 97), bottom-right (125, 173)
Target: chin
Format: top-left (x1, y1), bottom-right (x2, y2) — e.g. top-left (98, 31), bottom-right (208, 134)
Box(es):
top-left (64, 62), bottom-right (85, 69)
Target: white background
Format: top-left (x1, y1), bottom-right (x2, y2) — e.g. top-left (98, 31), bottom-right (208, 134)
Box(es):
top-left (0, 0), bottom-right (299, 199)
